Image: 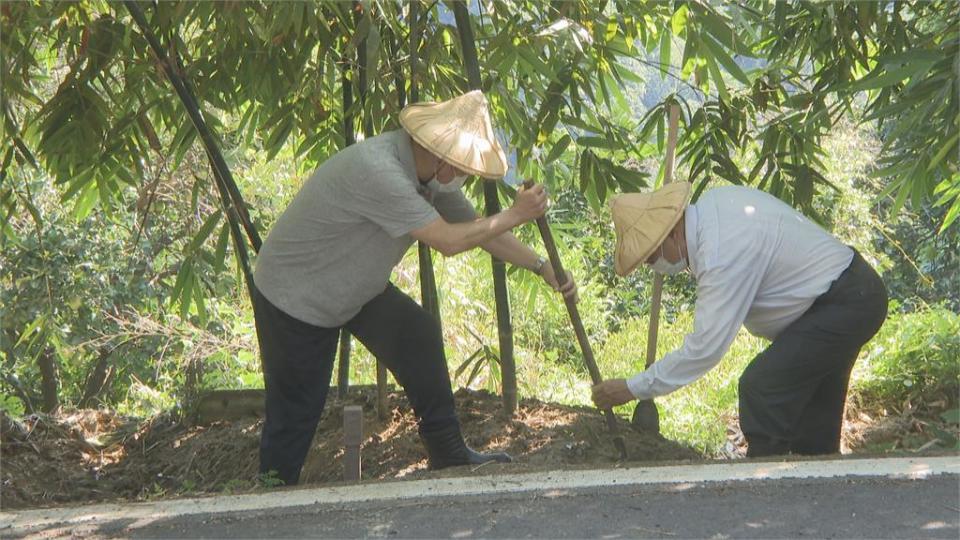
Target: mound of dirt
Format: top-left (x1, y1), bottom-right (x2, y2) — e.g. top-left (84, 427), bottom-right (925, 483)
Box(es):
top-left (4, 386), bottom-right (955, 510)
top-left (1, 388), bottom-right (698, 510)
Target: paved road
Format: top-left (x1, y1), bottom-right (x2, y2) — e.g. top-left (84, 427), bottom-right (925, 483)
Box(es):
top-left (126, 476), bottom-right (958, 539)
top-left (5, 456), bottom-right (958, 539)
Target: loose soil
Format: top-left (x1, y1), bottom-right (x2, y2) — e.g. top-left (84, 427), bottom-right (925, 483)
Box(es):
top-left (1, 388), bottom-right (955, 510)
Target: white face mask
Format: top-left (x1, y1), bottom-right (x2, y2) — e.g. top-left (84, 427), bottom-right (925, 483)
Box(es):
top-left (437, 174), bottom-right (467, 193)
top-left (649, 244), bottom-right (687, 275)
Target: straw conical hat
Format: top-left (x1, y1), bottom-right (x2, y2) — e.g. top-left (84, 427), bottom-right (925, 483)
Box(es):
top-left (399, 90), bottom-right (508, 179)
top-left (609, 182), bottom-right (692, 277)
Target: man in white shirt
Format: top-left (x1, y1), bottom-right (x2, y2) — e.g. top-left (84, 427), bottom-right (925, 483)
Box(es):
top-left (592, 182), bottom-right (887, 457)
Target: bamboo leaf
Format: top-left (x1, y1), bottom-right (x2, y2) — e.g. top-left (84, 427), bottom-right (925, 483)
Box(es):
top-left (516, 46), bottom-right (557, 82)
top-left (939, 197), bottom-right (960, 232)
top-left (658, 27), bottom-right (671, 78)
top-left (700, 32), bottom-right (750, 86)
top-left (189, 210), bottom-right (223, 254)
top-left (704, 52), bottom-right (729, 101)
top-left (171, 260), bottom-right (193, 308)
top-left (194, 272), bottom-right (207, 324)
top-left (545, 134), bottom-right (572, 164)
top-left (73, 180), bottom-right (98, 220)
top-left (15, 315), bottom-right (47, 348)
top-left (671, 4), bottom-right (689, 35)
top-left (180, 268), bottom-right (194, 320)
top-left (927, 131), bottom-right (959, 172)
top-left (213, 222), bottom-right (230, 272)
top-left (265, 115), bottom-right (294, 161)
top-left (846, 63), bottom-right (930, 92)
top-left (577, 135), bottom-right (616, 149)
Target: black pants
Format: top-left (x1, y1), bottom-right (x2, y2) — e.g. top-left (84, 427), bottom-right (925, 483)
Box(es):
top-left (739, 250), bottom-right (888, 457)
top-left (252, 283), bottom-right (457, 485)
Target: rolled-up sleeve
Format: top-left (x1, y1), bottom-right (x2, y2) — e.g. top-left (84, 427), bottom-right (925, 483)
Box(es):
top-left (626, 262), bottom-right (767, 400)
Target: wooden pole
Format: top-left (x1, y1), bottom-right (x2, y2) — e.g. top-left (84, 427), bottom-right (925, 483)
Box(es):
top-left (645, 103), bottom-right (682, 370)
top-left (343, 405), bottom-right (363, 481)
top-left (451, 0), bottom-right (517, 416)
top-left (523, 181), bottom-right (627, 458)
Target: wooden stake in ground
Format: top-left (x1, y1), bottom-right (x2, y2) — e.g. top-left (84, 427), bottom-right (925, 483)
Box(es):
top-left (634, 102), bottom-right (682, 434)
top-left (343, 405), bottom-right (363, 482)
top-left (523, 180), bottom-right (627, 459)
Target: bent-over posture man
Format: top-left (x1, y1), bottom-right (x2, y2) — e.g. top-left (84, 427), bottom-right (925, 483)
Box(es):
top-left (253, 91), bottom-right (577, 485)
top-left (592, 182), bottom-right (887, 456)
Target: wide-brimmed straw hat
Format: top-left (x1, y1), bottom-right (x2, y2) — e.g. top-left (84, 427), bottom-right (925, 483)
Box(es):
top-left (609, 182), bottom-right (692, 277)
top-left (399, 90), bottom-right (508, 179)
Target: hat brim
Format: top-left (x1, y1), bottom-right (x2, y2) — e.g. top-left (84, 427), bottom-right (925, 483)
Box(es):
top-left (399, 99), bottom-right (508, 179)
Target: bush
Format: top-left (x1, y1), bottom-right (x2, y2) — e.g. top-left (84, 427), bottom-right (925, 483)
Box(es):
top-left (851, 303), bottom-right (960, 408)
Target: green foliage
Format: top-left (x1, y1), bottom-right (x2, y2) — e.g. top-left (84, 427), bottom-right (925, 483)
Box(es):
top-left (1, 143), bottom-right (258, 414)
top-left (1, 1), bottom-right (956, 439)
top-left (178, 478), bottom-right (198, 494)
top-left (0, 394), bottom-right (25, 416)
top-left (4, 0), bottom-right (956, 235)
top-left (257, 470), bottom-right (285, 489)
top-left (852, 304), bottom-right (960, 407)
top-left (596, 312), bottom-right (764, 455)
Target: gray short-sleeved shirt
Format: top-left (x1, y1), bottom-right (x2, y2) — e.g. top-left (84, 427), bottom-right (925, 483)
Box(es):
top-left (253, 130), bottom-right (477, 327)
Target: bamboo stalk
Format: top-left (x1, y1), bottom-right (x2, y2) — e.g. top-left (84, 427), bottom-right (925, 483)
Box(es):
top-left (451, 0), bottom-right (517, 416)
top-left (124, 1), bottom-right (261, 254)
top-left (355, 6), bottom-right (388, 418)
top-left (337, 24), bottom-right (358, 400)
top-left (408, 0), bottom-right (443, 328)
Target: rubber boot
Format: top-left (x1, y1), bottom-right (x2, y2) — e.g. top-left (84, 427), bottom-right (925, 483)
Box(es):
top-left (419, 422), bottom-right (512, 469)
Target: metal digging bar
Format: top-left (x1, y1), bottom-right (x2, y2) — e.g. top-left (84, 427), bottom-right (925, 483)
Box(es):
top-left (522, 180), bottom-right (628, 460)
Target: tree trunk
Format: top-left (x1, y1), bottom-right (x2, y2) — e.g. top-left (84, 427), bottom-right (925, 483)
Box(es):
top-left (451, 1), bottom-right (516, 416)
top-left (79, 347), bottom-right (113, 408)
top-left (37, 349), bottom-right (60, 413)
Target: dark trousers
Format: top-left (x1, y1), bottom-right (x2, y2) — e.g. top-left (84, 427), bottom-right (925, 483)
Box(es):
top-left (739, 250), bottom-right (888, 457)
top-left (252, 283), bottom-right (456, 485)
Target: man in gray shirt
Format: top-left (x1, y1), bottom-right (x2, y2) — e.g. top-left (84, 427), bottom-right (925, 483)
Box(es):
top-left (253, 91), bottom-right (576, 485)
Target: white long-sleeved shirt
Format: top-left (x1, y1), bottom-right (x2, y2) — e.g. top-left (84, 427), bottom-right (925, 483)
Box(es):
top-left (626, 186), bottom-right (854, 400)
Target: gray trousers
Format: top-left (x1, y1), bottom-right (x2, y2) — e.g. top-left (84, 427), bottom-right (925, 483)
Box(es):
top-left (739, 250), bottom-right (888, 456)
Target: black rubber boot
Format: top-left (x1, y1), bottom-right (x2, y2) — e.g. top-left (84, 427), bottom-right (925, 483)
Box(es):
top-left (419, 422), bottom-right (512, 469)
